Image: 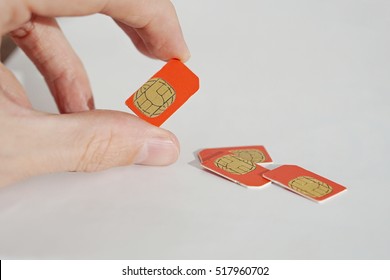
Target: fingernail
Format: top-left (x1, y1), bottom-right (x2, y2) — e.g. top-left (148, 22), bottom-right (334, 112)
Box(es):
top-left (10, 21), bottom-right (34, 38)
top-left (181, 47), bottom-right (191, 62)
top-left (134, 135), bottom-right (180, 165)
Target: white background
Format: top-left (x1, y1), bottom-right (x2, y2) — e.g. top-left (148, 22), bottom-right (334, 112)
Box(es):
top-left (1, 0), bottom-right (389, 259)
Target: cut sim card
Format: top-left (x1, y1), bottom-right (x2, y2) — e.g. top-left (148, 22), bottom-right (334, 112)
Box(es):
top-left (200, 150), bottom-right (271, 188)
top-left (262, 165), bottom-right (347, 202)
top-left (126, 59), bottom-right (199, 126)
top-left (198, 145), bottom-right (273, 164)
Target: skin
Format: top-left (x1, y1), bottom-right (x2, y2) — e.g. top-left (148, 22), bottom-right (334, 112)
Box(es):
top-left (0, 0), bottom-right (191, 187)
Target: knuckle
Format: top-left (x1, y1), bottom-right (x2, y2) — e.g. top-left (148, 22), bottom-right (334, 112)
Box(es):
top-left (72, 113), bottom-right (141, 172)
top-left (75, 129), bottom-right (116, 172)
top-left (9, 19), bottom-right (34, 38)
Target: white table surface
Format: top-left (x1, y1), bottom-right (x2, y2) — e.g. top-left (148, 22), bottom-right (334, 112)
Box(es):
top-left (1, 0), bottom-right (390, 259)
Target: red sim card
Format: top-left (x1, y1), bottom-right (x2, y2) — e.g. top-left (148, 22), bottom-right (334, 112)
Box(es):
top-left (263, 165), bottom-right (347, 202)
top-left (200, 150), bottom-right (271, 188)
top-left (198, 145), bottom-right (273, 164)
top-left (126, 59), bottom-right (199, 126)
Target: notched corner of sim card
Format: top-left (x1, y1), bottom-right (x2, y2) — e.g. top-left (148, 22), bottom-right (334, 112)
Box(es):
top-left (257, 163), bottom-right (283, 170)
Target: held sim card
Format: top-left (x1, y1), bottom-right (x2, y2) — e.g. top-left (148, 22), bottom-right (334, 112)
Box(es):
top-left (126, 59), bottom-right (199, 127)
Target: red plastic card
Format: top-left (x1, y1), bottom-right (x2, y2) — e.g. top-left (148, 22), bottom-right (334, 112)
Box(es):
top-left (198, 145), bottom-right (273, 164)
top-left (201, 150), bottom-right (271, 188)
top-left (263, 165), bottom-right (347, 202)
top-left (126, 59), bottom-right (199, 126)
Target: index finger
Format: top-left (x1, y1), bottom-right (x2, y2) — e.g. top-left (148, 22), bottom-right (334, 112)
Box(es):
top-left (106, 0), bottom-right (191, 61)
top-left (1, 0), bottom-right (190, 61)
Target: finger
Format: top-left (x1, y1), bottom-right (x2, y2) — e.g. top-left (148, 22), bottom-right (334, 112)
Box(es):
top-left (1, 109), bottom-right (179, 185)
top-left (47, 0), bottom-right (192, 61)
top-left (2, 0), bottom-right (190, 62)
top-left (114, 0), bottom-right (191, 62)
top-left (10, 16), bottom-right (94, 113)
top-left (114, 21), bottom-right (154, 59)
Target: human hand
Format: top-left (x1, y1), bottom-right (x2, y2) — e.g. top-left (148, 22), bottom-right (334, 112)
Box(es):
top-left (0, 0), bottom-right (190, 187)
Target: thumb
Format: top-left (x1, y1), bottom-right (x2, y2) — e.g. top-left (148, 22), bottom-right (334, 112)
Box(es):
top-left (5, 110), bottom-right (179, 183)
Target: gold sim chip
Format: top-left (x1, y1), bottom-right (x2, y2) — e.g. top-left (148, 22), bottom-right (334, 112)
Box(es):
top-left (214, 155), bottom-right (256, 175)
top-left (126, 59), bottom-right (199, 127)
top-left (288, 176), bottom-right (333, 198)
top-left (230, 149), bottom-right (266, 164)
top-left (133, 78), bottom-right (176, 118)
